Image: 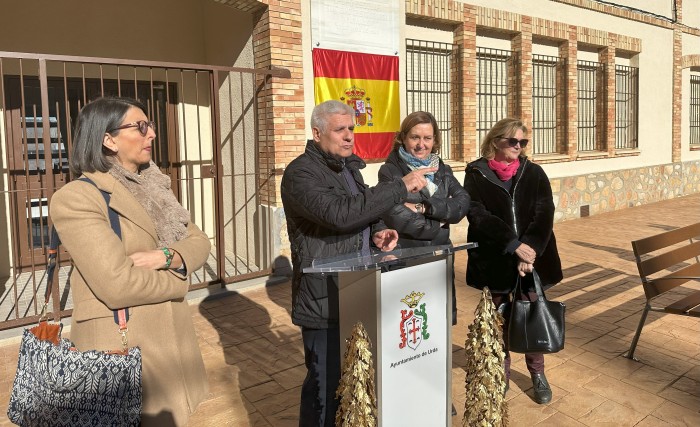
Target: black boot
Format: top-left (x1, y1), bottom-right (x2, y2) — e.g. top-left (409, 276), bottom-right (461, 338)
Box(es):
top-left (531, 373), bottom-right (552, 404)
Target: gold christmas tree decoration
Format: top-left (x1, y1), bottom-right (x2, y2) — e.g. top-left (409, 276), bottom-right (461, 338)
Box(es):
top-left (463, 287), bottom-right (509, 427)
top-left (335, 322), bottom-right (378, 427)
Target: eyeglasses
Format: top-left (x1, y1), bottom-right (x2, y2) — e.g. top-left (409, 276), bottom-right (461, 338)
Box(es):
top-left (499, 137), bottom-right (529, 148)
top-left (107, 120), bottom-right (155, 136)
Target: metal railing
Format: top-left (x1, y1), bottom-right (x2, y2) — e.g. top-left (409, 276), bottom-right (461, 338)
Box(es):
top-left (577, 60), bottom-right (604, 152)
top-left (532, 54), bottom-right (562, 155)
top-left (476, 47), bottom-right (513, 145)
top-left (690, 74), bottom-right (700, 146)
top-left (406, 39), bottom-right (455, 159)
top-left (0, 51), bottom-right (289, 330)
top-left (615, 65), bottom-right (639, 150)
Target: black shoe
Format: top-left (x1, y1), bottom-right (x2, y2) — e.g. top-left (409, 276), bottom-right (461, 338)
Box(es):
top-left (504, 380), bottom-right (509, 394)
top-left (531, 373), bottom-right (552, 404)
top-left (451, 404), bottom-right (457, 416)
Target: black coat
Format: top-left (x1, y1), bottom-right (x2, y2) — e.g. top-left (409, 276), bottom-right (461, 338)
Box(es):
top-left (281, 140), bottom-right (408, 328)
top-left (378, 149), bottom-right (470, 325)
top-left (463, 157), bottom-right (563, 293)
top-left (378, 149), bottom-right (470, 248)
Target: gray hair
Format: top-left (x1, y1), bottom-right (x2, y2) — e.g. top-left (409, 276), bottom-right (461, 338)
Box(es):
top-left (310, 100), bottom-right (354, 132)
top-left (70, 97), bottom-right (147, 176)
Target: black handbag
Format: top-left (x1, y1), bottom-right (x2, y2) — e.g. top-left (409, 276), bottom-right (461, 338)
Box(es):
top-left (507, 269), bottom-right (565, 354)
top-left (7, 177), bottom-right (142, 427)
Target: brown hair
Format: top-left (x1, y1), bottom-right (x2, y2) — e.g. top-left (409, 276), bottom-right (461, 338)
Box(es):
top-left (480, 118), bottom-right (528, 160)
top-left (392, 111), bottom-right (441, 153)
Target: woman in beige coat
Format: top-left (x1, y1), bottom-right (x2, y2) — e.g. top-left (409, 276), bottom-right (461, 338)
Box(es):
top-left (50, 97), bottom-right (210, 426)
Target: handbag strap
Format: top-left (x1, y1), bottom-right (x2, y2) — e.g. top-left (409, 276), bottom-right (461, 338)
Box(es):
top-left (44, 177), bottom-right (130, 341)
top-left (512, 269), bottom-right (547, 301)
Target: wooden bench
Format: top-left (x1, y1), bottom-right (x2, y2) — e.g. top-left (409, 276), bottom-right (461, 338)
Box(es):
top-left (626, 222), bottom-right (700, 360)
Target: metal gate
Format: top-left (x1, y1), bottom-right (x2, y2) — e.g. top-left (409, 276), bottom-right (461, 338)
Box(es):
top-left (406, 39), bottom-right (455, 159)
top-left (0, 51), bottom-right (289, 330)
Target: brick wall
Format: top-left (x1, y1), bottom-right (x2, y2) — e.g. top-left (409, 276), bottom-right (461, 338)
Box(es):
top-left (403, 0), bottom-right (700, 223)
top-left (253, 0), bottom-right (305, 206)
top-left (560, 26), bottom-right (578, 159)
top-left (409, 0), bottom-right (645, 164)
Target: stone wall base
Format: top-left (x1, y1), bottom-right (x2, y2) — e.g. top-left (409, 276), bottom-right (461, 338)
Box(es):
top-left (551, 160), bottom-right (700, 222)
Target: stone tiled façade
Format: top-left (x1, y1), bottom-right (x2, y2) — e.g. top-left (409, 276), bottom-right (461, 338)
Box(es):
top-left (551, 160), bottom-right (700, 221)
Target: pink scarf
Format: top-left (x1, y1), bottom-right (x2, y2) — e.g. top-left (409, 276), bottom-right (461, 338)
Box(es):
top-left (488, 158), bottom-right (520, 181)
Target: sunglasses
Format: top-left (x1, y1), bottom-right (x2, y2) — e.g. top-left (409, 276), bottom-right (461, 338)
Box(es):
top-left (107, 120), bottom-right (155, 136)
top-left (499, 137), bottom-right (529, 148)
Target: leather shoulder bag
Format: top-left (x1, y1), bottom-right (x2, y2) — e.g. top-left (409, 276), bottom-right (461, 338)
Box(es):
top-left (508, 269), bottom-right (566, 354)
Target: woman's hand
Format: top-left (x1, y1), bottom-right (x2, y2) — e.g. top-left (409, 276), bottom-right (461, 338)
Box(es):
top-left (129, 249), bottom-right (182, 270)
top-left (402, 167), bottom-right (437, 193)
top-left (517, 261), bottom-right (533, 277)
top-left (515, 243), bottom-right (536, 264)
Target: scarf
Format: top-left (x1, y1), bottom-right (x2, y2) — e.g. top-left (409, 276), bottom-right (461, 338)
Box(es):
top-left (108, 161), bottom-right (190, 246)
top-left (488, 158), bottom-right (520, 181)
top-left (398, 146), bottom-right (439, 196)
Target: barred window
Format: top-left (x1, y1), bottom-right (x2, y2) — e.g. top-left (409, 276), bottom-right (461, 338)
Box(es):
top-left (476, 47), bottom-right (513, 145)
top-left (615, 65), bottom-right (639, 149)
top-left (406, 39), bottom-right (455, 159)
top-left (532, 55), bottom-right (561, 155)
top-left (691, 74), bottom-right (700, 146)
top-left (577, 60), bottom-right (603, 152)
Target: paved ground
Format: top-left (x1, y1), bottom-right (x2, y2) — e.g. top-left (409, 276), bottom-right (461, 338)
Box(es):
top-left (1, 194), bottom-right (699, 426)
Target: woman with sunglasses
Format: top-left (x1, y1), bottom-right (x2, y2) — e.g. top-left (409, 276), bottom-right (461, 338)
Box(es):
top-left (50, 97), bottom-right (210, 426)
top-left (463, 117), bottom-right (562, 405)
top-left (378, 111), bottom-right (470, 326)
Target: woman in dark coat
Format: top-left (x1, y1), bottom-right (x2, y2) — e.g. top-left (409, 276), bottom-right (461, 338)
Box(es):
top-left (378, 111), bottom-right (470, 325)
top-left (463, 117), bottom-right (562, 404)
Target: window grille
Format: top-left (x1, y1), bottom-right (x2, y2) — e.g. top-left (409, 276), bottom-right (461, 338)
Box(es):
top-left (691, 74), bottom-right (700, 146)
top-left (476, 47), bottom-right (512, 145)
top-left (615, 65), bottom-right (639, 149)
top-left (532, 54), bottom-right (561, 155)
top-left (406, 39), bottom-right (455, 159)
top-left (577, 60), bottom-right (603, 152)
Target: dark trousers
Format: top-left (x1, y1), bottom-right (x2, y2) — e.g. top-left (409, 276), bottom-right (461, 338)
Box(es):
top-left (299, 326), bottom-right (341, 427)
top-left (492, 291), bottom-right (545, 379)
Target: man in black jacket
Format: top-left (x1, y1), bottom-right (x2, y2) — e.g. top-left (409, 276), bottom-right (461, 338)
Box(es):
top-left (281, 100), bottom-right (434, 426)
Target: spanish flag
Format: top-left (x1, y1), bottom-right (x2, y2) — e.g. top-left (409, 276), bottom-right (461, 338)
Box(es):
top-left (313, 48), bottom-right (399, 160)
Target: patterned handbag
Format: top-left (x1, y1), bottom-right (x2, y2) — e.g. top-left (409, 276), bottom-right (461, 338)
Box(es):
top-left (7, 178), bottom-right (142, 426)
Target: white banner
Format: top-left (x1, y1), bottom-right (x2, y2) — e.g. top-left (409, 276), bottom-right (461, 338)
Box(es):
top-left (310, 0), bottom-right (400, 56)
top-left (380, 260), bottom-right (448, 426)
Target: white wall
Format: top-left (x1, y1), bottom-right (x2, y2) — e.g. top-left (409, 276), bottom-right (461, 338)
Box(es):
top-left (685, 0), bottom-right (700, 29)
top-left (0, 0), bottom-right (208, 64)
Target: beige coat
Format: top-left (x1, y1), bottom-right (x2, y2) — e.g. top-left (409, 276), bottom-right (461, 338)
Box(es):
top-left (50, 171), bottom-right (210, 426)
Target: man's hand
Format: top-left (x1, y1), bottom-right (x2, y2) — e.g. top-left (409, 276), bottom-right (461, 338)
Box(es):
top-left (402, 167), bottom-right (438, 193)
top-left (515, 242), bottom-right (536, 264)
top-left (373, 229), bottom-right (399, 252)
top-left (517, 261), bottom-right (533, 277)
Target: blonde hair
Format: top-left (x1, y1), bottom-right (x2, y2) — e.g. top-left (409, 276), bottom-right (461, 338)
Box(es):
top-left (480, 118), bottom-right (528, 160)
